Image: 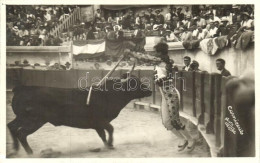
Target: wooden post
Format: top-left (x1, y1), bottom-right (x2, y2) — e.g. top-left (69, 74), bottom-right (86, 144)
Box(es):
top-left (204, 73), bottom-right (215, 134)
top-left (58, 49), bottom-right (61, 66)
top-left (152, 80), bottom-right (156, 104)
top-left (208, 74), bottom-right (215, 134)
top-left (219, 76), bottom-right (228, 156)
top-left (197, 71), bottom-right (205, 125)
top-left (71, 41), bottom-right (74, 69)
top-left (178, 71), bottom-right (183, 111)
top-left (192, 71), bottom-right (196, 117)
top-left (214, 73), bottom-right (222, 148)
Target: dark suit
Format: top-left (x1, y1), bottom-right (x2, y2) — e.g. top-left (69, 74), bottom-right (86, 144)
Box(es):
top-left (145, 14), bottom-right (156, 23)
top-left (221, 68), bottom-right (231, 77)
top-left (155, 14), bottom-right (164, 24)
top-left (182, 65), bottom-right (192, 71)
top-left (176, 12), bottom-right (184, 21)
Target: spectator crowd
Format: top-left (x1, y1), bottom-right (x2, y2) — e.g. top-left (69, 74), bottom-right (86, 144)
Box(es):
top-left (6, 5), bottom-right (77, 46)
top-left (7, 5), bottom-right (254, 47)
top-left (6, 5), bottom-right (254, 76)
top-left (68, 5), bottom-right (254, 44)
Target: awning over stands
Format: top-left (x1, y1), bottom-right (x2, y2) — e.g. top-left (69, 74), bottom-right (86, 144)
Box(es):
top-left (101, 5), bottom-right (151, 10)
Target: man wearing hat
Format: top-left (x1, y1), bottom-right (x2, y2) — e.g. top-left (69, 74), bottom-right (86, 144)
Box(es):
top-left (12, 26), bottom-right (19, 36)
top-left (183, 6), bottom-right (191, 18)
top-left (86, 25), bottom-right (95, 40)
top-left (146, 8), bottom-right (156, 24)
top-left (107, 13), bottom-right (113, 23)
top-left (165, 7), bottom-right (172, 24)
top-left (65, 62), bottom-right (71, 70)
top-left (221, 10), bottom-right (233, 25)
top-left (165, 29), bottom-right (180, 42)
top-left (180, 26), bottom-right (193, 42)
top-left (209, 20), bottom-right (220, 37)
top-left (182, 15), bottom-right (192, 29)
top-left (106, 26), bottom-right (117, 40)
top-left (171, 7), bottom-right (177, 18)
top-left (139, 11), bottom-right (147, 29)
top-left (176, 7), bottom-right (184, 21)
top-left (182, 56), bottom-right (192, 71)
top-left (240, 12), bottom-right (253, 31)
top-left (94, 8), bottom-right (102, 23)
top-left (191, 24), bottom-right (199, 40)
top-left (196, 16), bottom-right (206, 28)
top-left (218, 17), bottom-right (229, 36)
top-left (231, 5), bottom-right (241, 23)
top-left (155, 9), bottom-right (164, 24)
top-left (197, 25), bottom-right (210, 40)
top-left (205, 13), bottom-right (214, 25)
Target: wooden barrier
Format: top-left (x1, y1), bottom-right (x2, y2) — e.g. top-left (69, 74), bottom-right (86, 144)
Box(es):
top-left (222, 76), bottom-right (255, 157)
top-left (176, 71), bottom-right (183, 111)
top-left (195, 71), bottom-right (205, 125)
top-left (182, 71), bottom-right (196, 117)
top-left (6, 68), bottom-right (23, 90)
top-left (203, 72), bottom-right (215, 134)
top-left (213, 73), bottom-right (222, 150)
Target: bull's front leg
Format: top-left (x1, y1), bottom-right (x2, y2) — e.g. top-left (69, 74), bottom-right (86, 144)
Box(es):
top-left (95, 128), bottom-right (108, 147)
top-left (104, 123), bottom-right (114, 149)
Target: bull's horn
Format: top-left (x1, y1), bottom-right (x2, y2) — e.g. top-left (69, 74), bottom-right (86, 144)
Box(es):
top-left (128, 62), bottom-right (135, 76)
top-left (122, 62), bottom-right (135, 82)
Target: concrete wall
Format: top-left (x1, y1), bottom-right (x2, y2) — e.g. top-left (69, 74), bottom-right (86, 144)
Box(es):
top-left (6, 46), bottom-right (72, 66)
top-left (6, 52), bottom-right (71, 66)
top-left (6, 43), bottom-right (254, 77)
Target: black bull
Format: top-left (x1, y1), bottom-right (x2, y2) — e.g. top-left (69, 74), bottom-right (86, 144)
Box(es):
top-left (8, 74), bottom-right (152, 154)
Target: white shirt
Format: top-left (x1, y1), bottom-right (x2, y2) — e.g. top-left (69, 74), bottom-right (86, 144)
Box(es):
top-left (209, 27), bottom-right (218, 37)
top-left (135, 17), bottom-right (140, 25)
top-left (113, 25), bottom-right (122, 31)
top-left (197, 18), bottom-right (206, 27)
top-left (182, 19), bottom-right (188, 25)
top-left (192, 29), bottom-right (199, 38)
top-left (198, 29), bottom-right (210, 40)
top-left (155, 62), bottom-right (167, 80)
top-left (241, 19), bottom-right (253, 28)
top-left (184, 65), bottom-right (190, 71)
top-left (184, 11), bottom-right (191, 17)
top-left (166, 32), bottom-right (180, 42)
top-left (221, 15), bottom-right (233, 25)
top-left (214, 16), bottom-right (221, 23)
top-left (134, 29), bottom-right (138, 36)
top-left (44, 13), bottom-right (51, 21)
top-left (186, 21), bottom-right (191, 29)
top-left (165, 13), bottom-right (171, 21)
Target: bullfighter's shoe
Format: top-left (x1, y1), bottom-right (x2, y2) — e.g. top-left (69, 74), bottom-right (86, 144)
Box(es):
top-left (187, 139), bottom-right (196, 152)
top-left (178, 140), bottom-right (188, 151)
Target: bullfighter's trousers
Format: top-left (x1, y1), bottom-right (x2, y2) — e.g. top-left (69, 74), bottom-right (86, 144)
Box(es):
top-left (159, 85), bottom-right (185, 131)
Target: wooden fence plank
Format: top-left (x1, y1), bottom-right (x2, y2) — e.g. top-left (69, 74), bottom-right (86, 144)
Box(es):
top-left (214, 73), bottom-right (222, 148)
top-left (195, 71), bottom-right (205, 124)
top-left (204, 72), bottom-right (215, 134)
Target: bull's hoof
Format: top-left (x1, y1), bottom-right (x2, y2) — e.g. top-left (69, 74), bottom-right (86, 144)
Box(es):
top-left (7, 151), bottom-right (18, 158)
top-left (106, 145), bottom-right (115, 150)
top-left (40, 148), bottom-right (61, 158)
top-left (89, 148), bottom-right (101, 152)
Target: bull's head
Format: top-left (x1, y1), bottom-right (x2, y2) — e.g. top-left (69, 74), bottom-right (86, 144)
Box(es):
top-left (119, 63), bottom-right (152, 99)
